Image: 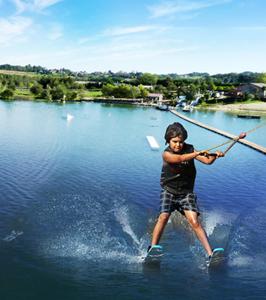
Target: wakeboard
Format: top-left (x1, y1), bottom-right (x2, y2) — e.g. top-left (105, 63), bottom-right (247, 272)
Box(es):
top-left (208, 248), bottom-right (225, 268)
top-left (143, 245), bottom-right (163, 265)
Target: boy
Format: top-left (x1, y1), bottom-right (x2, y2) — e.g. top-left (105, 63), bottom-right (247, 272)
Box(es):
top-left (150, 122), bottom-right (224, 259)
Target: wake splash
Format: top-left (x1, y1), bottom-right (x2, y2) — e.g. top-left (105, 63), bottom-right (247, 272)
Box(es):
top-left (226, 206), bottom-right (266, 274)
top-left (36, 194), bottom-right (148, 266)
top-left (30, 189), bottom-right (266, 280)
top-left (169, 209), bottom-right (235, 269)
top-left (171, 209), bottom-right (235, 247)
top-left (34, 193), bottom-right (266, 276)
top-left (203, 210), bottom-right (236, 236)
top-left (113, 203), bottom-right (140, 247)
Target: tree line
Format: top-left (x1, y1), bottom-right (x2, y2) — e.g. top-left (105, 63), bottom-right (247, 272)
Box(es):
top-left (0, 64), bottom-right (265, 102)
top-left (1, 64), bottom-right (265, 84)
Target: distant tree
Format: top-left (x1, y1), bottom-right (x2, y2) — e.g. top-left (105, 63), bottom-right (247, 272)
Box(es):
top-left (102, 84), bottom-right (115, 96)
top-left (165, 80), bottom-right (177, 99)
top-left (124, 78), bottom-right (139, 86)
top-left (40, 89), bottom-right (52, 101)
top-left (30, 83), bottom-right (43, 96)
top-left (138, 85), bottom-right (149, 98)
top-left (199, 81), bottom-right (208, 94)
top-left (65, 91), bottom-right (78, 101)
top-left (102, 84), bottom-right (140, 98)
top-left (184, 83), bottom-right (197, 101)
top-left (113, 84), bottom-right (132, 98)
top-left (174, 80), bottom-right (186, 97)
top-left (139, 73), bottom-right (158, 85)
top-left (38, 76), bottom-right (63, 89)
top-left (85, 81), bottom-right (102, 89)
top-left (206, 78), bottom-right (216, 91)
top-left (256, 73), bottom-right (266, 83)
top-left (39, 76), bottom-right (53, 88)
top-left (102, 77), bottom-right (114, 85)
top-left (128, 85), bottom-right (137, 98)
top-left (61, 76), bottom-right (78, 88)
top-left (7, 80), bottom-right (16, 91)
top-left (202, 91), bottom-right (211, 102)
top-left (155, 84), bottom-right (167, 95)
top-left (157, 76), bottom-right (173, 87)
top-left (50, 85), bottom-right (65, 100)
top-left (1, 88), bottom-right (14, 99)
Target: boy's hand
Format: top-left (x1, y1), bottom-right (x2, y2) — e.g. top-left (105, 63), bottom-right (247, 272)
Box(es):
top-left (198, 150), bottom-right (210, 157)
top-left (215, 151), bottom-right (224, 158)
top-left (239, 132), bottom-right (246, 139)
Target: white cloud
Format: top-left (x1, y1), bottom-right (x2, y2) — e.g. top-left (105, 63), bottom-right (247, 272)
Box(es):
top-left (34, 0), bottom-right (62, 10)
top-left (0, 25), bottom-right (199, 73)
top-left (147, 0), bottom-right (231, 18)
top-left (47, 33), bottom-right (196, 70)
top-left (103, 25), bottom-right (157, 37)
top-left (78, 24), bottom-right (170, 45)
top-left (11, 0), bottom-right (62, 14)
top-left (0, 16), bottom-right (33, 45)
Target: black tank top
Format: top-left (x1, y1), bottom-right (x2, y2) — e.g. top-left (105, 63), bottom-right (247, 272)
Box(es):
top-left (160, 143), bottom-right (196, 195)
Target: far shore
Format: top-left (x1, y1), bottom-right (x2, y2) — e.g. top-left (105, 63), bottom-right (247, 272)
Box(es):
top-left (1, 97), bottom-right (266, 115)
top-left (198, 101), bottom-right (266, 115)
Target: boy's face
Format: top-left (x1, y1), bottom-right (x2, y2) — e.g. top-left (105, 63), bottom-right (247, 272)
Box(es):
top-left (169, 135), bottom-right (184, 153)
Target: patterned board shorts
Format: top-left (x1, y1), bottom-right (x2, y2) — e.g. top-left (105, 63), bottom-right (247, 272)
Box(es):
top-left (159, 188), bottom-right (200, 215)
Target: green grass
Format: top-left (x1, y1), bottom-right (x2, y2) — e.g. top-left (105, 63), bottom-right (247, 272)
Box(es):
top-left (0, 70), bottom-right (38, 77)
top-left (81, 90), bottom-right (103, 98)
top-left (16, 89), bottom-right (32, 96)
top-left (0, 88), bottom-right (104, 101)
top-left (12, 89), bottom-right (34, 100)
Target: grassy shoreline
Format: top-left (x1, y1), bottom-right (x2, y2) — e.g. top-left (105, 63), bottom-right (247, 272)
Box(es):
top-left (1, 96), bottom-right (266, 115)
top-left (197, 101), bottom-right (266, 114)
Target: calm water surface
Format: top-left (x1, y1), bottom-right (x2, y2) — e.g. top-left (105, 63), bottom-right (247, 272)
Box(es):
top-left (0, 100), bottom-right (266, 300)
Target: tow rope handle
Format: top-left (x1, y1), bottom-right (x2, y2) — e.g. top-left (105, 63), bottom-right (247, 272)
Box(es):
top-left (199, 132), bottom-right (247, 157)
top-left (223, 132), bottom-right (246, 155)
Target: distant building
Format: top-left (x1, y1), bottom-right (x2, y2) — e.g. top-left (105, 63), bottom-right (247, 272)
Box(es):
top-left (147, 93), bottom-right (163, 103)
top-left (238, 83), bottom-right (266, 99)
top-left (141, 85), bottom-right (154, 90)
top-left (75, 80), bottom-right (90, 84)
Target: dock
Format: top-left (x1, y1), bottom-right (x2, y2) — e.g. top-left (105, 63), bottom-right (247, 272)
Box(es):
top-left (237, 114), bottom-right (260, 119)
top-left (170, 110), bottom-right (266, 155)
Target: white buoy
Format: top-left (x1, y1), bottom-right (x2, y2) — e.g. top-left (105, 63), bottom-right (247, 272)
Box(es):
top-left (67, 113), bottom-right (74, 121)
top-left (146, 136), bottom-right (160, 150)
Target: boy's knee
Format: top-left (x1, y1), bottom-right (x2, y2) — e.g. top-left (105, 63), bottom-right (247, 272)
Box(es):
top-left (158, 213), bottom-right (170, 224)
top-left (188, 217), bottom-right (200, 229)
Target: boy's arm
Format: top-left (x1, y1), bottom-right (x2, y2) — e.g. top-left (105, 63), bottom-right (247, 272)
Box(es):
top-left (163, 150), bottom-right (201, 163)
top-left (195, 151), bottom-right (224, 165)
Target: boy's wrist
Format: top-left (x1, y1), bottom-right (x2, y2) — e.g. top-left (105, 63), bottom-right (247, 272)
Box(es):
top-left (195, 151), bottom-right (201, 157)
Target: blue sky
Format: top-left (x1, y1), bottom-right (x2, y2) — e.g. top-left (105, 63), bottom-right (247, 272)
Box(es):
top-left (0, 0), bottom-right (266, 74)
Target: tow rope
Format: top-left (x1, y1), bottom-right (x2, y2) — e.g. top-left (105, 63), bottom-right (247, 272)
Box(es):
top-left (201, 121), bottom-right (266, 156)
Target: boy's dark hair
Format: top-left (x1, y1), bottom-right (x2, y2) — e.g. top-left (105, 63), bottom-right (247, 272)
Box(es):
top-left (164, 122), bottom-right (188, 144)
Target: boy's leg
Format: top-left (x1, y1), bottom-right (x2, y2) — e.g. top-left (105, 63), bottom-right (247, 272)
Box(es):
top-left (151, 212), bottom-right (170, 245)
top-left (184, 210), bottom-right (212, 256)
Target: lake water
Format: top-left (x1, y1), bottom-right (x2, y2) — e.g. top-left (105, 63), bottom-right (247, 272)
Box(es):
top-left (0, 100), bottom-right (266, 300)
